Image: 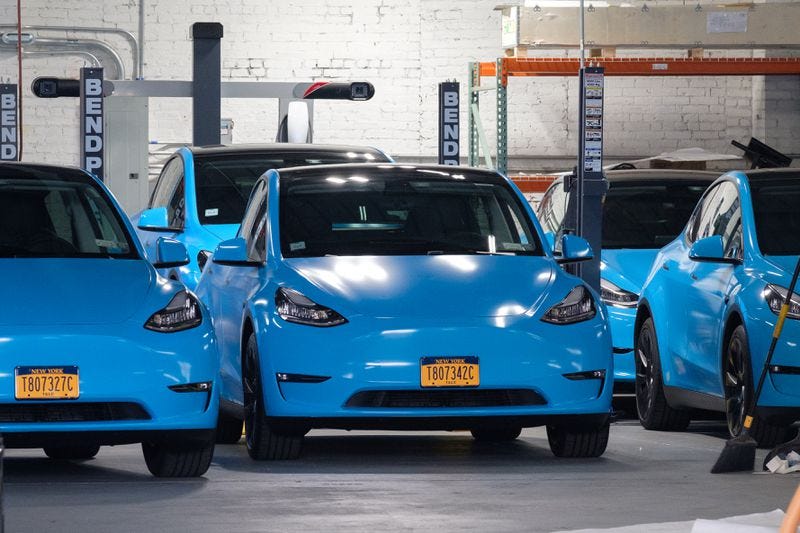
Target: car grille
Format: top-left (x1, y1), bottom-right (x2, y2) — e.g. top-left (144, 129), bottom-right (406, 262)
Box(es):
top-left (344, 389), bottom-right (547, 409)
top-left (0, 402), bottom-right (151, 423)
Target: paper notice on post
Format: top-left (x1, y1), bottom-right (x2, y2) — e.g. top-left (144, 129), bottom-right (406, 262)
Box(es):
top-left (707, 11), bottom-right (748, 34)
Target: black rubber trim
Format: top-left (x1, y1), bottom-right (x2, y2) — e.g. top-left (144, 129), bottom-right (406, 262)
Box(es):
top-left (663, 386), bottom-right (726, 412)
top-left (344, 389), bottom-right (547, 408)
top-left (3, 429), bottom-right (215, 449)
top-left (613, 347), bottom-right (633, 354)
top-left (770, 365), bottom-right (800, 375)
top-left (276, 373), bottom-right (330, 383)
top-left (265, 413), bottom-right (610, 432)
top-left (0, 402), bottom-right (150, 423)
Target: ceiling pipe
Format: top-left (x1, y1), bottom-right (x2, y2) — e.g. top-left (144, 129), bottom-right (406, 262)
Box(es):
top-left (21, 49), bottom-right (102, 68)
top-left (138, 0), bottom-right (145, 78)
top-left (0, 35), bottom-right (126, 79)
top-left (0, 24), bottom-right (138, 79)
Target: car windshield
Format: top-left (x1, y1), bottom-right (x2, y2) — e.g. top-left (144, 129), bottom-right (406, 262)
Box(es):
top-left (280, 168), bottom-right (541, 257)
top-left (602, 181), bottom-right (710, 249)
top-left (195, 151), bottom-right (387, 225)
top-left (750, 176), bottom-right (800, 255)
top-left (0, 167), bottom-right (137, 259)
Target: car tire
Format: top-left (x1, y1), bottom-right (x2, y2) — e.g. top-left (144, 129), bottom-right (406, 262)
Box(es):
top-left (216, 412), bottom-right (243, 444)
top-left (724, 325), bottom-right (792, 448)
top-left (141, 437), bottom-right (214, 478)
top-left (470, 427), bottom-right (522, 442)
top-left (546, 423), bottom-right (609, 458)
top-left (635, 317), bottom-right (691, 431)
top-left (243, 333), bottom-right (303, 460)
top-left (44, 444), bottom-right (100, 460)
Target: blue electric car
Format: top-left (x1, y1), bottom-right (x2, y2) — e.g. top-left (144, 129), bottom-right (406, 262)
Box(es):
top-left (0, 163), bottom-right (219, 477)
top-left (196, 163), bottom-right (614, 460)
top-left (538, 170), bottom-right (718, 390)
top-left (634, 169), bottom-right (800, 446)
top-left (134, 144), bottom-right (392, 289)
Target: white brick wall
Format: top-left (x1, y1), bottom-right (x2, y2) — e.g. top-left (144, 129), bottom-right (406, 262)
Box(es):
top-left (0, 0), bottom-right (797, 168)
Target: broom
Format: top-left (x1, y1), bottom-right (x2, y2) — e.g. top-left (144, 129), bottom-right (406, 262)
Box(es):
top-left (711, 255), bottom-right (800, 474)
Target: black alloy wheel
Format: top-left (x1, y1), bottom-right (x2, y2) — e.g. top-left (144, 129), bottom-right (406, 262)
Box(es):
top-left (724, 325), bottom-right (749, 437)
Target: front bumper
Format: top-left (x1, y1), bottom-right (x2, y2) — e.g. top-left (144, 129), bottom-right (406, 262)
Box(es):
top-left (257, 314), bottom-right (613, 427)
top-left (607, 305), bottom-right (636, 385)
top-left (0, 323), bottom-right (219, 440)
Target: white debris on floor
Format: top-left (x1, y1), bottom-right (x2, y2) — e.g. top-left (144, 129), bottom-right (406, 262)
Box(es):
top-left (766, 451), bottom-right (800, 474)
top-left (562, 510), bottom-right (788, 533)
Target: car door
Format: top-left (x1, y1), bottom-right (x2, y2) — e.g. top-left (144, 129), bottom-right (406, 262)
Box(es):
top-left (682, 181), bottom-right (742, 395)
top-left (209, 179), bottom-right (268, 405)
top-left (138, 156), bottom-right (186, 262)
top-left (660, 183), bottom-right (723, 389)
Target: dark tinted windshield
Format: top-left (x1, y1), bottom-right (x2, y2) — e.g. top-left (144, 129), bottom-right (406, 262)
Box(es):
top-left (603, 181), bottom-right (709, 249)
top-left (0, 167), bottom-right (136, 259)
top-left (751, 177), bottom-right (800, 255)
top-left (280, 168), bottom-right (541, 257)
top-left (195, 151), bottom-right (388, 225)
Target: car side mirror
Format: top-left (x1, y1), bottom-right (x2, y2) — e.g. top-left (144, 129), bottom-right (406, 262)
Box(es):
top-left (557, 235), bottom-right (594, 264)
top-left (689, 235), bottom-right (739, 264)
top-left (137, 207), bottom-right (174, 232)
top-left (197, 250), bottom-right (212, 271)
top-left (153, 237), bottom-right (189, 269)
top-left (212, 238), bottom-right (260, 267)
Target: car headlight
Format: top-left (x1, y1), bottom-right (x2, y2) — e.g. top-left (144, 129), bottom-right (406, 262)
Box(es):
top-left (600, 278), bottom-right (638, 308)
top-left (541, 286), bottom-right (596, 325)
top-left (764, 284), bottom-right (800, 319)
top-left (275, 287), bottom-right (348, 327)
top-left (145, 291), bottom-right (203, 332)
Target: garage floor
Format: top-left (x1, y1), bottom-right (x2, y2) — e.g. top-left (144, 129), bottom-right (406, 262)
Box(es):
top-left (5, 417), bottom-right (799, 532)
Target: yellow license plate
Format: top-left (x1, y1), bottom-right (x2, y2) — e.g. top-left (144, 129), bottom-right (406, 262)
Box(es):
top-left (15, 366), bottom-right (79, 400)
top-left (420, 357), bottom-right (479, 387)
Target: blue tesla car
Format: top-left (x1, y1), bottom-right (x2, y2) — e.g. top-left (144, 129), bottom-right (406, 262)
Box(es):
top-left (196, 163), bottom-right (613, 460)
top-left (0, 163), bottom-right (219, 477)
top-left (134, 144), bottom-right (392, 290)
top-left (538, 170), bottom-right (717, 391)
top-left (634, 169), bottom-right (800, 446)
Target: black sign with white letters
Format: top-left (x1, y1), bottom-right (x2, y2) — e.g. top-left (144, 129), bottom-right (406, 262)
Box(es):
top-left (438, 82), bottom-right (460, 165)
top-left (80, 68), bottom-right (104, 180)
top-left (0, 84), bottom-right (18, 161)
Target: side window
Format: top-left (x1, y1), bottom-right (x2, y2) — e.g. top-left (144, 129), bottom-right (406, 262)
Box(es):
top-left (149, 157), bottom-right (185, 229)
top-left (238, 180), bottom-right (267, 262)
top-left (538, 180), bottom-right (567, 236)
top-left (710, 182), bottom-right (742, 259)
top-left (686, 184), bottom-right (721, 244)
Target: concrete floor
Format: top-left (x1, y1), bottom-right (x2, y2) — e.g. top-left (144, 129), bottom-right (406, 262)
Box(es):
top-left (4, 417), bottom-right (800, 532)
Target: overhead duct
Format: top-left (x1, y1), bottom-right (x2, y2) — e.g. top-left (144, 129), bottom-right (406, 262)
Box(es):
top-left (0, 35), bottom-right (126, 79)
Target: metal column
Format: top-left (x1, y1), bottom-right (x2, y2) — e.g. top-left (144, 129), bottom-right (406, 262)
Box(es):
top-left (495, 58), bottom-right (508, 176)
top-left (191, 22), bottom-right (223, 147)
top-left (467, 62), bottom-right (480, 167)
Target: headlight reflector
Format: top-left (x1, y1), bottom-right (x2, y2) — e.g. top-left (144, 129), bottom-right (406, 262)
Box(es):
top-left (764, 284), bottom-right (800, 319)
top-left (600, 278), bottom-right (638, 308)
top-left (275, 287), bottom-right (347, 327)
top-left (145, 291), bottom-right (202, 332)
top-left (541, 286), bottom-right (596, 325)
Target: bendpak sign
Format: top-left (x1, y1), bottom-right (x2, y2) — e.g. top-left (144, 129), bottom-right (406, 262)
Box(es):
top-left (80, 68), bottom-right (104, 180)
top-left (438, 82), bottom-right (459, 165)
top-left (0, 84), bottom-right (18, 161)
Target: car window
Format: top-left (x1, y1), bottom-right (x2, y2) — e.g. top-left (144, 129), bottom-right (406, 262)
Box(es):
top-left (238, 179), bottom-right (267, 263)
top-left (0, 170), bottom-right (137, 259)
top-left (709, 182), bottom-right (741, 253)
top-left (280, 169), bottom-right (541, 257)
top-left (150, 157), bottom-right (185, 229)
top-left (195, 150), bottom-right (390, 225)
top-left (686, 184), bottom-right (722, 244)
top-left (537, 179), bottom-right (567, 236)
top-left (602, 181), bottom-right (710, 249)
top-left (750, 176), bottom-right (800, 255)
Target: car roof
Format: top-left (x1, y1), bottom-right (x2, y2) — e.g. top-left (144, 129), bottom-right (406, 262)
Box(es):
top-left (273, 163), bottom-right (506, 183)
top-left (0, 162), bottom-right (90, 182)
top-left (603, 169), bottom-right (721, 183)
top-left (741, 168), bottom-right (800, 181)
top-left (188, 143), bottom-right (388, 157)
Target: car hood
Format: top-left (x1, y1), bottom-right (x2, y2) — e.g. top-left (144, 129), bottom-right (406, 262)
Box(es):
top-left (758, 254), bottom-right (800, 287)
top-left (281, 255), bottom-right (558, 319)
top-left (0, 259), bottom-right (155, 326)
top-left (202, 224), bottom-right (240, 243)
top-left (601, 249), bottom-right (660, 293)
